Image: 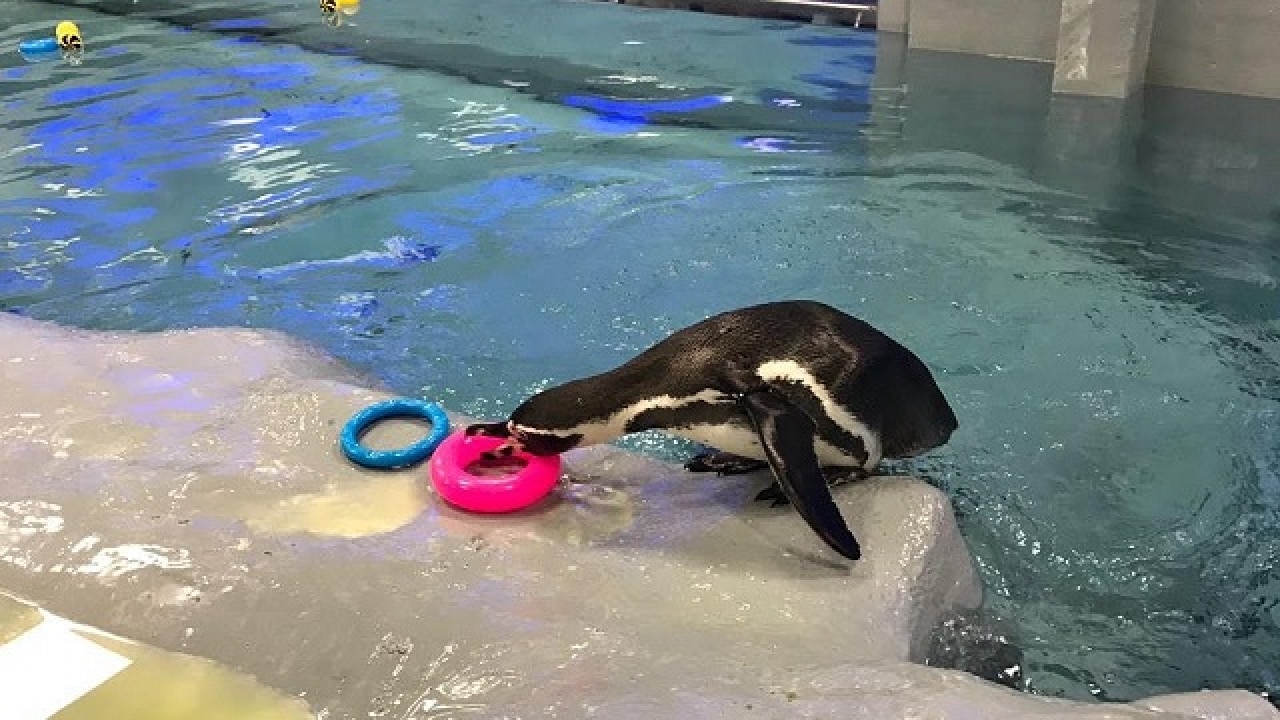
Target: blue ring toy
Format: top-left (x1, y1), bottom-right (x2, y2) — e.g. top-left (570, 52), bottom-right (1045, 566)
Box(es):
top-left (19, 38), bottom-right (60, 58)
top-left (340, 398), bottom-right (450, 469)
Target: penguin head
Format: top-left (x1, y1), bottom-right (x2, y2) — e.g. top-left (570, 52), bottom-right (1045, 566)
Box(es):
top-left (464, 380), bottom-right (626, 459)
top-left (464, 419), bottom-right (583, 459)
top-left (511, 424), bottom-right (584, 456)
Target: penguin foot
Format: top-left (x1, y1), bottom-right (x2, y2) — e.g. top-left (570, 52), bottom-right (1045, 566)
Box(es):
top-left (685, 451), bottom-right (769, 476)
top-left (831, 467), bottom-right (869, 486)
top-left (754, 482), bottom-right (789, 507)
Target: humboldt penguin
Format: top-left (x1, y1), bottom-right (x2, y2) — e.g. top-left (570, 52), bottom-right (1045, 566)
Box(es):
top-left (465, 300), bottom-right (959, 561)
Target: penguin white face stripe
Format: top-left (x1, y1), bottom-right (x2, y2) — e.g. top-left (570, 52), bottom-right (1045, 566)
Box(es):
top-left (617, 389), bottom-right (729, 427)
top-left (513, 389), bottom-right (732, 446)
top-left (512, 419), bottom-right (608, 446)
top-left (755, 360), bottom-right (882, 467)
top-left (671, 423), bottom-right (763, 460)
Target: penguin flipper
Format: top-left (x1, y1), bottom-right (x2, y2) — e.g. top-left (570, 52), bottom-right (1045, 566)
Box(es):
top-left (756, 467), bottom-right (868, 505)
top-left (738, 390), bottom-right (862, 561)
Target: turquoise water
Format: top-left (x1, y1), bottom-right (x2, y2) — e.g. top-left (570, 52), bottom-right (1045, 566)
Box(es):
top-left (3, 0), bottom-right (1279, 704)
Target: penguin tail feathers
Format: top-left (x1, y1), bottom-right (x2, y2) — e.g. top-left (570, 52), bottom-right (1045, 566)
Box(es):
top-left (865, 352), bottom-right (960, 459)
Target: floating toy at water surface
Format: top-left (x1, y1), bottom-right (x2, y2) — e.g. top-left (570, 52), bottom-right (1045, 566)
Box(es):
top-left (428, 431), bottom-right (562, 514)
top-left (18, 21), bottom-right (85, 64)
top-left (320, 0), bottom-right (361, 27)
top-left (340, 399), bottom-right (561, 513)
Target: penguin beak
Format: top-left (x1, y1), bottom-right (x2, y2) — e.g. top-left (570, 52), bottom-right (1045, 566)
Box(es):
top-left (463, 422), bottom-right (580, 458)
top-left (463, 421), bottom-right (526, 461)
top-left (480, 438), bottom-right (525, 462)
top-left (500, 424), bottom-right (529, 457)
top-left (464, 421), bottom-right (513, 439)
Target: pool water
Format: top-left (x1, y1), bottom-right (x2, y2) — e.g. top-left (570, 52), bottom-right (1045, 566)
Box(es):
top-left (4, 0), bottom-right (1279, 704)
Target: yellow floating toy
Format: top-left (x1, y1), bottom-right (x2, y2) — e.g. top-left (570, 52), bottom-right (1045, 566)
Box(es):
top-left (17, 20), bottom-right (84, 64)
top-left (321, 0), bottom-right (361, 26)
top-left (56, 21), bottom-right (83, 52)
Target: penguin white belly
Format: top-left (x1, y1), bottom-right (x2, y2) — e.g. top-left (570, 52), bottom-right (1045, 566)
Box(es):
top-left (671, 423), bottom-right (765, 460)
top-left (670, 424), bottom-right (864, 468)
top-left (813, 437), bottom-right (868, 469)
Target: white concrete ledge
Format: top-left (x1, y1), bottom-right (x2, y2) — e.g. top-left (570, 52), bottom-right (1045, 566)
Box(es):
top-left (0, 313), bottom-right (1274, 719)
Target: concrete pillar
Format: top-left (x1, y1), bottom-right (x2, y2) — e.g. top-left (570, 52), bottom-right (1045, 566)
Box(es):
top-left (872, 29), bottom-right (909, 90)
top-left (1052, 0), bottom-right (1156, 97)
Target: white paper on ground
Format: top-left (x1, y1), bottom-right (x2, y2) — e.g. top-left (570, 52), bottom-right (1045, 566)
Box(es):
top-left (0, 618), bottom-right (132, 720)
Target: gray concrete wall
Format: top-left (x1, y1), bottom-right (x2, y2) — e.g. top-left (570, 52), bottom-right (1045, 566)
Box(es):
top-left (905, 0), bottom-right (1061, 61)
top-left (895, 0), bottom-right (1280, 99)
top-left (1147, 0), bottom-right (1280, 99)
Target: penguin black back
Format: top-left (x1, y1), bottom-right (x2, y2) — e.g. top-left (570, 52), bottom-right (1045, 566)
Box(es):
top-left (514, 301), bottom-right (956, 454)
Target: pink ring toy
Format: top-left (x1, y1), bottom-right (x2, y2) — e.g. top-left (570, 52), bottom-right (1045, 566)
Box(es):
top-left (427, 430), bottom-right (562, 513)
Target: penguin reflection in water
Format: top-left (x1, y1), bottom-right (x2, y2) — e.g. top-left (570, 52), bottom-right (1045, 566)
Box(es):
top-left (466, 300), bottom-right (958, 561)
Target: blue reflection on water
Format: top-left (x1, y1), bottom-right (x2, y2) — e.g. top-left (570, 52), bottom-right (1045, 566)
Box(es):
top-left (735, 30), bottom-right (875, 152)
top-left (563, 94), bottom-right (732, 117)
top-left (790, 29), bottom-right (875, 104)
top-left (1, 40), bottom-right (412, 324)
top-left (562, 93), bottom-right (731, 133)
